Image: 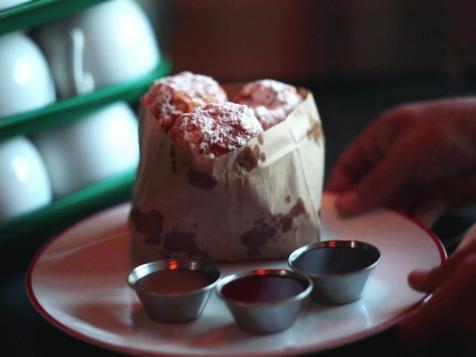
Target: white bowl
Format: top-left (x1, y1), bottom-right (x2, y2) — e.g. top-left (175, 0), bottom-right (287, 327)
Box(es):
top-left (33, 102), bottom-right (140, 197)
top-left (0, 137), bottom-right (52, 222)
top-left (33, 0), bottom-right (160, 98)
top-left (0, 32), bottom-right (56, 118)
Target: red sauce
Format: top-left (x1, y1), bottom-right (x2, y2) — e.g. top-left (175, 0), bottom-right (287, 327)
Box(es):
top-left (221, 275), bottom-right (306, 303)
top-left (136, 269), bottom-right (213, 294)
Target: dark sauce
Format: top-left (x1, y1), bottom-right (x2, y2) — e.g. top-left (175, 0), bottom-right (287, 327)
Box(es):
top-left (136, 269), bottom-right (213, 294)
top-left (221, 275), bottom-right (306, 303)
top-left (295, 247), bottom-right (377, 274)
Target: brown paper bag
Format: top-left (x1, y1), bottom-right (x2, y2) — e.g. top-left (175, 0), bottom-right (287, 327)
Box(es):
top-left (129, 89), bottom-right (325, 262)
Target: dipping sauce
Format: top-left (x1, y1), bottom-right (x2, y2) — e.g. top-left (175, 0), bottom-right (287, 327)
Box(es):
top-left (220, 275), bottom-right (307, 303)
top-left (135, 269), bottom-right (214, 294)
top-left (294, 246), bottom-right (378, 275)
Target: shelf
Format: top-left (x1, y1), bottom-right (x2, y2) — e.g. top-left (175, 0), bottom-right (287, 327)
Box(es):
top-left (0, 57), bottom-right (171, 140)
top-left (0, 58), bottom-right (172, 241)
top-left (0, 167), bottom-right (136, 241)
top-left (0, 0), bottom-right (109, 35)
top-left (0, 0), bottom-right (171, 243)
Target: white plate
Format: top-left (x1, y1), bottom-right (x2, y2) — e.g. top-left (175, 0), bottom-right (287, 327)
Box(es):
top-left (27, 193), bottom-right (445, 357)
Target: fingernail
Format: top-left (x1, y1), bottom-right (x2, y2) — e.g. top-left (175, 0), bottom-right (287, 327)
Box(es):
top-left (336, 190), bottom-right (360, 214)
top-left (325, 181), bottom-right (338, 191)
top-left (326, 172), bottom-right (352, 192)
top-left (409, 269), bottom-right (429, 279)
top-left (408, 270), bottom-right (430, 290)
top-left (326, 175), bottom-right (344, 191)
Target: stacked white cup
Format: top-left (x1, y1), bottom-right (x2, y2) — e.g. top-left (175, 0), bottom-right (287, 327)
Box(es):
top-left (0, 32), bottom-right (56, 118)
top-left (34, 0), bottom-right (160, 98)
top-left (33, 102), bottom-right (140, 198)
top-left (0, 137), bottom-right (52, 223)
top-left (0, 0), bottom-right (158, 222)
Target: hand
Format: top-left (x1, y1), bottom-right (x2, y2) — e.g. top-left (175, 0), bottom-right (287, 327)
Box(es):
top-left (327, 97), bottom-right (476, 220)
top-left (398, 223), bottom-right (476, 353)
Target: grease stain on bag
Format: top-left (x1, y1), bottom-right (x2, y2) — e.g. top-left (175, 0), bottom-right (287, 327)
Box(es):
top-left (130, 206), bottom-right (163, 245)
top-left (240, 198), bottom-right (308, 257)
top-left (163, 227), bottom-right (206, 258)
top-left (240, 220), bottom-right (277, 257)
top-left (237, 145), bottom-right (262, 172)
top-left (307, 119), bottom-right (322, 144)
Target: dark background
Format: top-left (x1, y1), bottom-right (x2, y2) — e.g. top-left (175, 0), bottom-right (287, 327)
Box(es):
top-left (158, 0), bottom-right (476, 82)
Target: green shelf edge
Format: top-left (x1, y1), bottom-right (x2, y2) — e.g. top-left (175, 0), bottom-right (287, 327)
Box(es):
top-left (0, 0), bottom-right (110, 35)
top-left (0, 57), bottom-right (172, 241)
top-left (0, 168), bottom-right (136, 241)
top-left (0, 57), bottom-right (171, 140)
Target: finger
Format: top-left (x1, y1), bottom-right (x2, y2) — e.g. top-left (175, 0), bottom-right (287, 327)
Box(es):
top-left (327, 107), bottom-right (409, 193)
top-left (335, 141), bottom-right (418, 215)
top-left (382, 186), bottom-right (419, 212)
top-left (399, 256), bottom-right (476, 348)
top-left (326, 140), bottom-right (374, 192)
top-left (408, 262), bottom-right (454, 293)
top-left (326, 165), bottom-right (357, 192)
top-left (398, 307), bottom-right (444, 349)
top-left (409, 194), bottom-right (446, 227)
top-left (437, 169), bottom-right (476, 207)
top-left (407, 270), bottom-right (432, 292)
top-left (408, 240), bottom-right (476, 293)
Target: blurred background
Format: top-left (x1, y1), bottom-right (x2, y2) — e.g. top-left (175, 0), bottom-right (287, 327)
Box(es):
top-left (149, 0), bottom-right (474, 85)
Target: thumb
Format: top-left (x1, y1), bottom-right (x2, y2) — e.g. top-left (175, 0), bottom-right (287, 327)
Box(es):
top-left (399, 257), bottom-right (476, 348)
top-left (407, 270), bottom-right (432, 292)
top-left (398, 275), bottom-right (451, 347)
top-left (335, 143), bottom-right (417, 215)
top-left (398, 297), bottom-right (447, 349)
top-left (409, 240), bottom-right (476, 293)
top-left (409, 194), bottom-right (446, 227)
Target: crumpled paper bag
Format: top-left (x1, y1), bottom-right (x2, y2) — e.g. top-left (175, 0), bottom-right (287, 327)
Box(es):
top-left (129, 89), bottom-right (325, 262)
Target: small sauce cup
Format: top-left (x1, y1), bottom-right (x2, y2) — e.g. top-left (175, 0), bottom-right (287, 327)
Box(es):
top-left (217, 269), bottom-right (312, 334)
top-left (127, 259), bottom-right (220, 323)
top-left (288, 240), bottom-right (381, 305)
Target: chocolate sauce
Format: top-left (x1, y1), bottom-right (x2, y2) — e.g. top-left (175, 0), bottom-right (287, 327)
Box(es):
top-left (295, 247), bottom-right (376, 274)
top-left (137, 269), bottom-right (213, 294)
top-left (221, 275), bottom-right (306, 303)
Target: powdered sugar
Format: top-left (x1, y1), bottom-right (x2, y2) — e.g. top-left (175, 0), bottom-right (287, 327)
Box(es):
top-left (143, 73), bottom-right (301, 158)
top-left (168, 103), bottom-right (263, 158)
top-left (143, 72), bottom-right (227, 131)
top-left (233, 79), bottom-right (302, 129)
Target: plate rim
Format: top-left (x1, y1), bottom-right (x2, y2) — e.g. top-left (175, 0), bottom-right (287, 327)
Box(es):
top-left (26, 193), bottom-right (447, 357)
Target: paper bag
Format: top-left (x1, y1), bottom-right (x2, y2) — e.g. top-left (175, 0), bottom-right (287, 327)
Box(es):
top-left (129, 89), bottom-right (325, 262)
